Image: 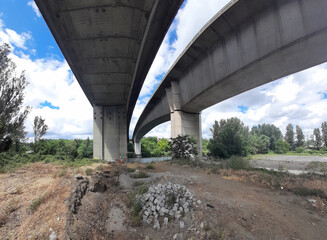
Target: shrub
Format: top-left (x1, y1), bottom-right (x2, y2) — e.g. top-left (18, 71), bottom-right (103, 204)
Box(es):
top-left (85, 168), bottom-right (92, 176)
top-left (170, 135), bottom-right (197, 159)
top-left (227, 156), bottom-right (250, 170)
top-left (57, 169), bottom-right (67, 177)
top-left (30, 195), bottom-right (45, 212)
top-left (128, 185), bottom-right (148, 226)
top-left (293, 187), bottom-right (326, 199)
top-left (146, 162), bottom-right (154, 169)
top-left (296, 147), bottom-right (305, 153)
top-left (274, 139), bottom-right (290, 154)
top-left (131, 171), bottom-right (149, 179)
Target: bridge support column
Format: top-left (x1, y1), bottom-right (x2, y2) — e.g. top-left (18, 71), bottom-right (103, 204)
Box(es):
top-left (93, 105), bottom-right (127, 161)
top-left (167, 82), bottom-right (202, 157)
top-left (171, 111), bottom-right (202, 157)
top-left (134, 140), bottom-right (142, 157)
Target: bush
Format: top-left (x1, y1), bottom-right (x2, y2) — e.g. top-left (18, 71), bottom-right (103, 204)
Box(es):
top-left (131, 171), bottom-right (149, 179)
top-left (274, 139), bottom-right (290, 154)
top-left (293, 187), bottom-right (326, 199)
top-left (296, 147), bottom-right (305, 153)
top-left (30, 195), bottom-right (45, 212)
top-left (146, 162), bottom-right (154, 169)
top-left (57, 169), bottom-right (67, 177)
top-left (128, 185), bottom-right (148, 226)
top-left (170, 135), bottom-right (197, 159)
top-left (227, 156), bottom-right (250, 170)
top-left (85, 168), bottom-right (92, 176)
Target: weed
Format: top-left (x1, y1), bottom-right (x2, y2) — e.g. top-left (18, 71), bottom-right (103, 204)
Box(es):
top-left (210, 165), bottom-right (221, 174)
top-left (166, 192), bottom-right (177, 208)
top-left (133, 181), bottom-right (145, 187)
top-left (0, 209), bottom-right (7, 226)
top-left (203, 222), bottom-right (211, 231)
top-left (85, 168), bottom-right (93, 176)
top-left (16, 186), bottom-right (23, 194)
top-left (96, 165), bottom-right (104, 171)
top-left (131, 171), bottom-right (149, 179)
top-left (128, 185), bottom-right (148, 226)
top-left (0, 199), bottom-right (20, 226)
top-left (293, 187), bottom-right (326, 199)
top-left (208, 230), bottom-right (220, 240)
top-left (278, 164), bottom-right (285, 172)
top-left (30, 195), bottom-right (45, 212)
top-left (127, 167), bottom-right (136, 172)
top-left (227, 156), bottom-right (250, 170)
top-left (58, 169), bottom-right (67, 177)
top-left (146, 162), bottom-right (155, 169)
top-left (220, 230), bottom-right (226, 240)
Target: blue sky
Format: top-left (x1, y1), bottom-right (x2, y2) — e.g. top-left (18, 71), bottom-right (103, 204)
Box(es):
top-left (1, 0), bottom-right (327, 141)
top-left (0, 1), bottom-right (62, 60)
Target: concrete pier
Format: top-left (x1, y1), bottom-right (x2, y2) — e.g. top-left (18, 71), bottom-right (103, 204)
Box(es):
top-left (93, 106), bottom-right (127, 161)
top-left (168, 81), bottom-right (202, 156)
top-left (134, 140), bottom-right (142, 157)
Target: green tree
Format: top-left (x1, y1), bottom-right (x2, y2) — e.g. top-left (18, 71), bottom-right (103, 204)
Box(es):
top-left (313, 128), bottom-right (322, 150)
top-left (208, 118), bottom-right (249, 158)
top-left (322, 121), bottom-right (327, 148)
top-left (33, 116), bottom-right (48, 153)
top-left (0, 43), bottom-right (30, 152)
top-left (275, 139), bottom-right (290, 154)
top-left (251, 124), bottom-right (282, 151)
top-left (255, 135), bottom-right (270, 154)
top-left (157, 138), bottom-right (170, 156)
top-left (141, 137), bottom-right (158, 157)
top-left (284, 123), bottom-right (294, 150)
top-left (295, 125), bottom-right (305, 148)
top-left (202, 139), bottom-right (209, 156)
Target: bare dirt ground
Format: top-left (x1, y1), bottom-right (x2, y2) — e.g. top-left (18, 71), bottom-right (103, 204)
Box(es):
top-left (1, 161), bottom-right (327, 240)
top-left (0, 163), bottom-right (73, 239)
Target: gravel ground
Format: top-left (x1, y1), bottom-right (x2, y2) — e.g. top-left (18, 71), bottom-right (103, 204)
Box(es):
top-left (251, 155), bottom-right (327, 174)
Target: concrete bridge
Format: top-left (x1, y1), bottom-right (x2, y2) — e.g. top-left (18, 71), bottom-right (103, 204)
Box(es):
top-left (133, 0), bottom-right (327, 156)
top-left (35, 0), bottom-right (183, 160)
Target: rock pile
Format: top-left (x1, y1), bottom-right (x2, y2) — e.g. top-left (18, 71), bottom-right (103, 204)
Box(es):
top-left (140, 182), bottom-right (197, 229)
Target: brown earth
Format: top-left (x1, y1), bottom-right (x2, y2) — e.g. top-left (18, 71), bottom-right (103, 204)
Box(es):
top-left (1, 161), bottom-right (327, 240)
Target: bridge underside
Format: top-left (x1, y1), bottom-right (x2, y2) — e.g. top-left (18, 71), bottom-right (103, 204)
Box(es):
top-left (133, 0), bottom-right (327, 156)
top-left (36, 0), bottom-right (183, 160)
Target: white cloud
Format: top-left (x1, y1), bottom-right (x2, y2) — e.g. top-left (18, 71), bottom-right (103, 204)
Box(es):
top-left (0, 19), bottom-right (92, 140)
top-left (131, 0), bottom-right (232, 136)
top-left (0, 19), bottom-right (32, 50)
top-left (201, 63), bottom-right (327, 139)
top-left (10, 53), bottom-right (93, 139)
top-left (27, 1), bottom-right (41, 18)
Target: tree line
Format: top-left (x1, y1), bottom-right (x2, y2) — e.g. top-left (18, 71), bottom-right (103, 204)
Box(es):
top-left (207, 117), bottom-right (327, 158)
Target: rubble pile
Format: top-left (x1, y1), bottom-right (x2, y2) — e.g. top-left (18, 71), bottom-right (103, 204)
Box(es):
top-left (140, 182), bottom-right (197, 229)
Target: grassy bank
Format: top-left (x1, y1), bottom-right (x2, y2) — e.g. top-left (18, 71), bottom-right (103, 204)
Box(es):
top-left (0, 152), bottom-right (105, 173)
